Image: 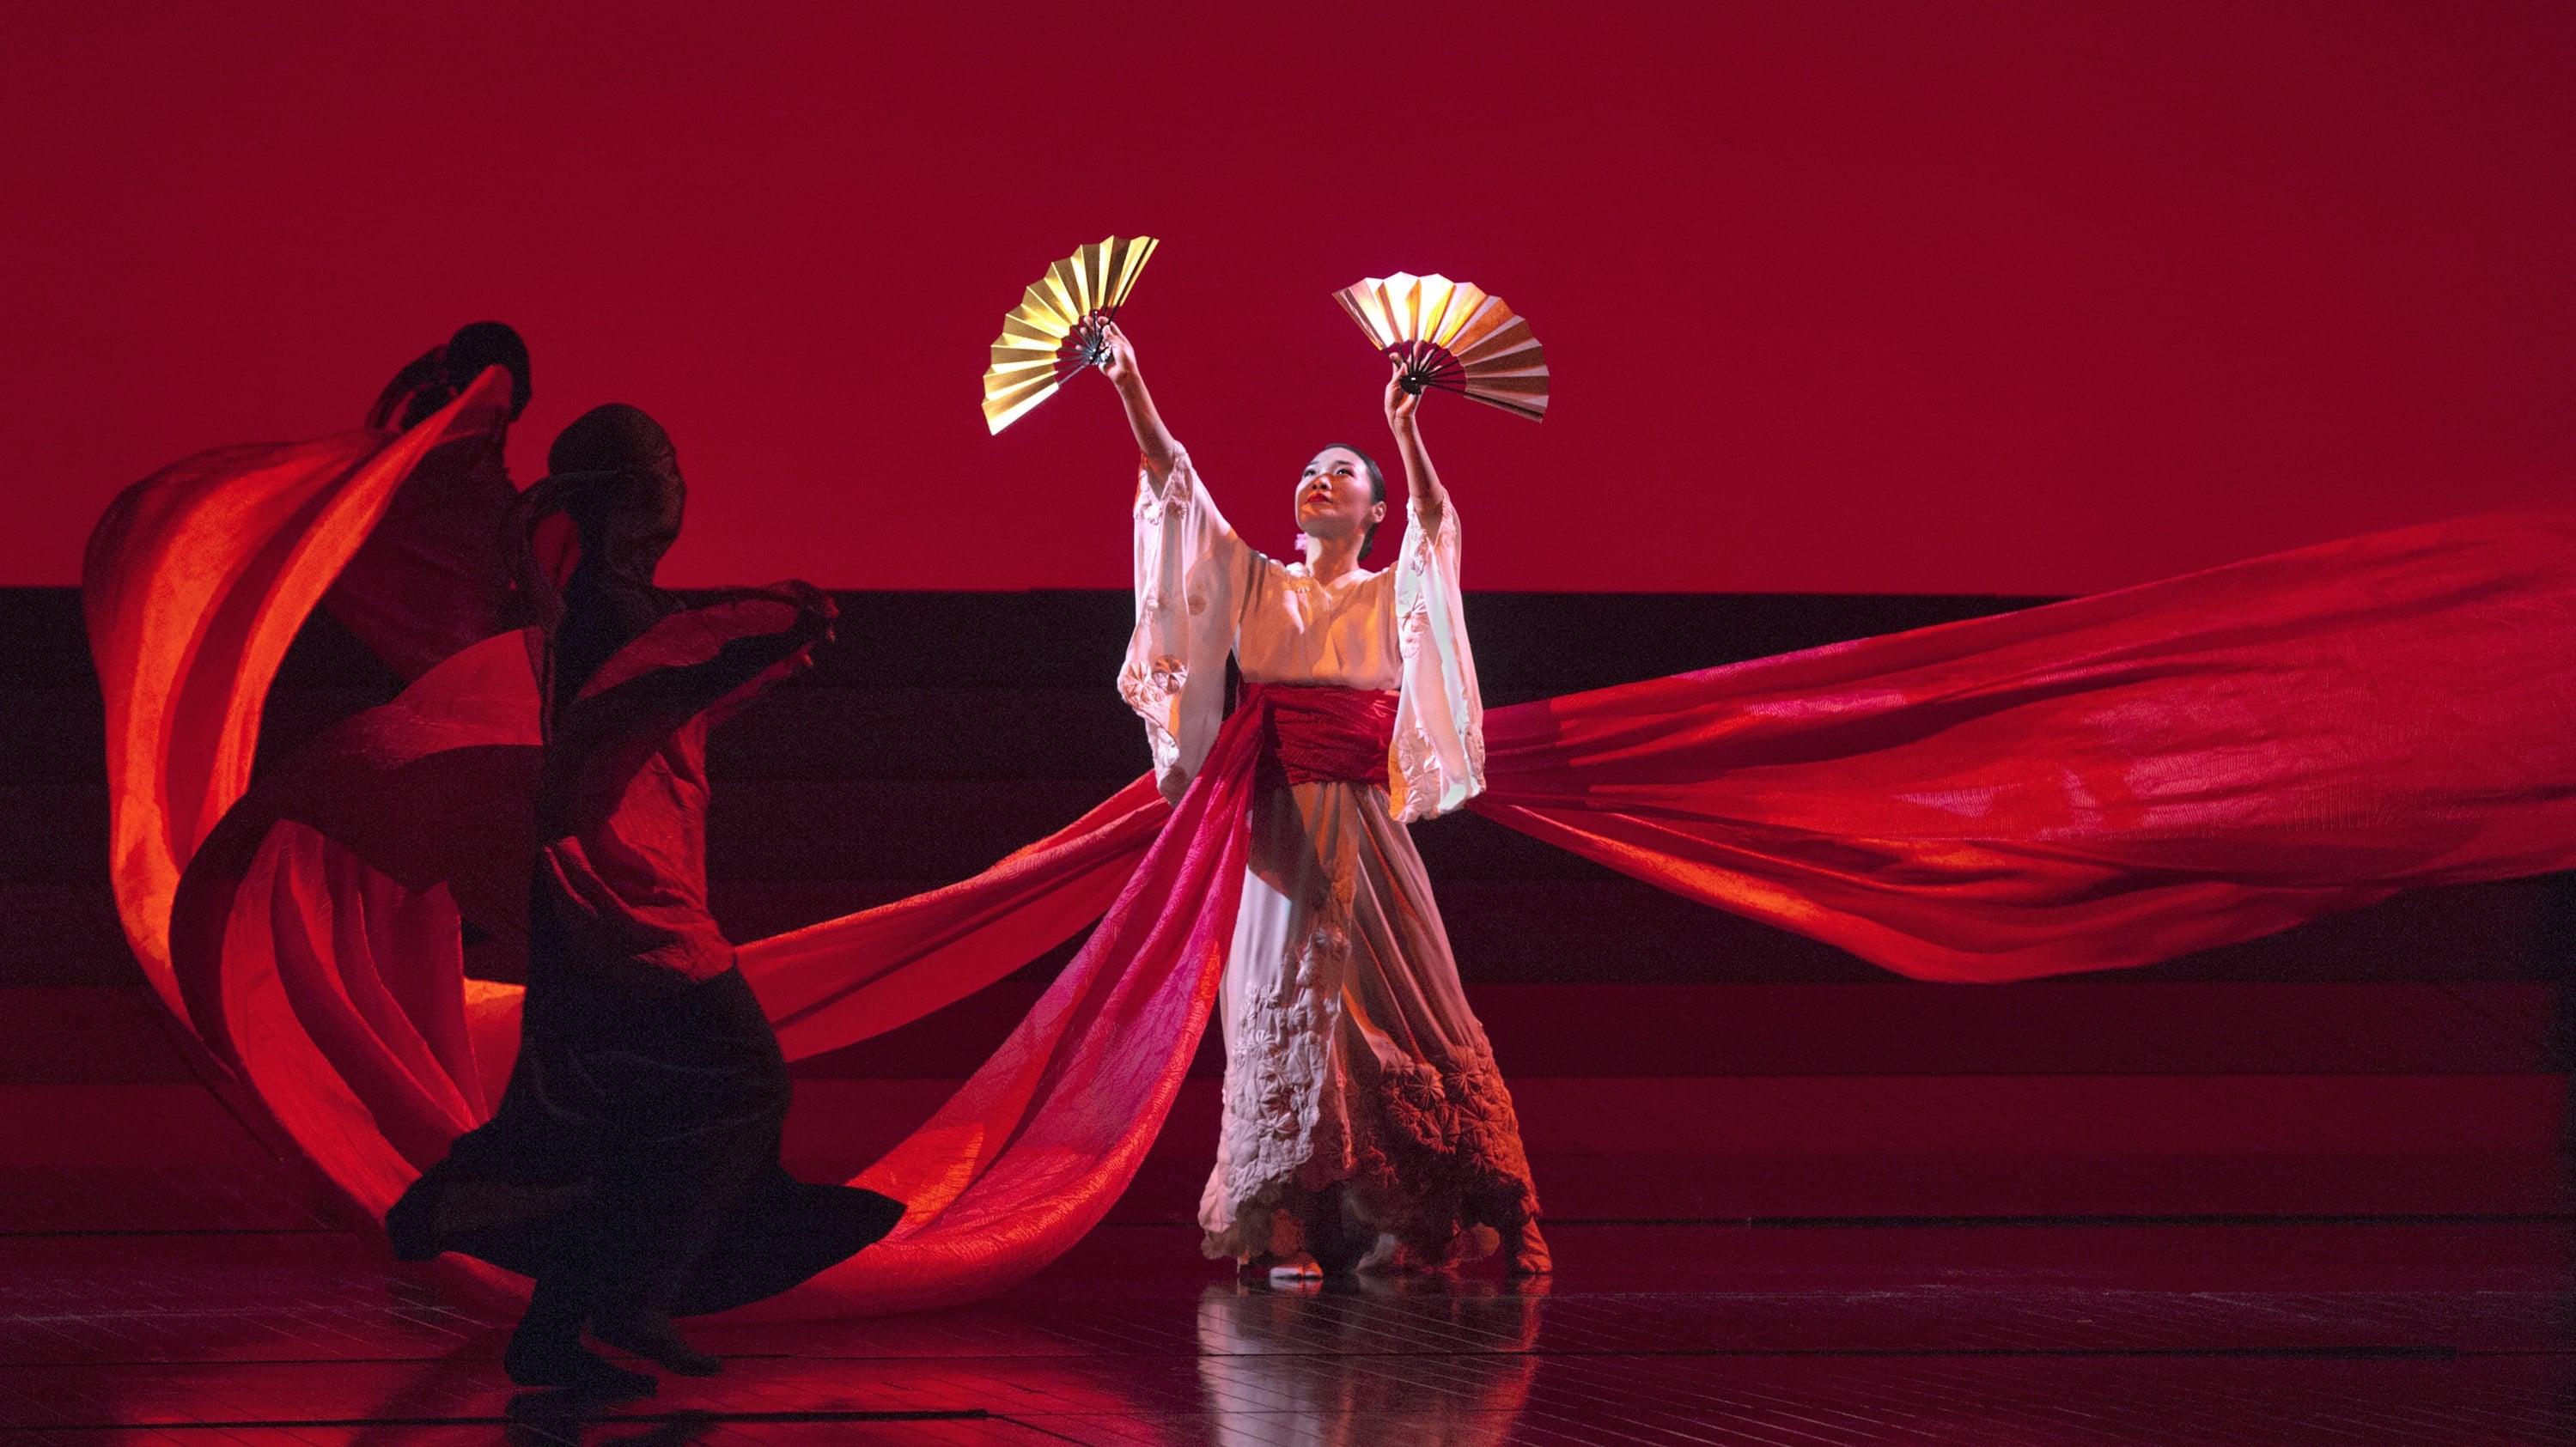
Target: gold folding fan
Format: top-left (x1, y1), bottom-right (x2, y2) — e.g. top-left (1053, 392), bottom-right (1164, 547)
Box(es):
top-left (1332, 272), bottom-right (1548, 420)
top-left (980, 235), bottom-right (1160, 434)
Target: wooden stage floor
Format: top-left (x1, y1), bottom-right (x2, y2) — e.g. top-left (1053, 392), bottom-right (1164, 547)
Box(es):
top-left (3, 1157), bottom-right (2569, 1445)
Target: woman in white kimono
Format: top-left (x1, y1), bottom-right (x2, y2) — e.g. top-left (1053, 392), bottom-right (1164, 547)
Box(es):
top-left (1099, 323), bottom-right (1550, 1278)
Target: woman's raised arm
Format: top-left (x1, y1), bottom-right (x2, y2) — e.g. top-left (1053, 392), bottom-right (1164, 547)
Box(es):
top-left (1385, 363), bottom-right (1448, 531)
top-left (1098, 322), bottom-right (1181, 485)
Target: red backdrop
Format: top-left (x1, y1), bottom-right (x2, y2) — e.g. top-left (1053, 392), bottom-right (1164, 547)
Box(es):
top-left (5, 0), bottom-right (2569, 593)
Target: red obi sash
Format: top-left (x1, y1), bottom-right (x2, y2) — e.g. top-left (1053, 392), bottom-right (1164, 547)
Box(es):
top-left (1240, 683), bottom-right (1398, 793)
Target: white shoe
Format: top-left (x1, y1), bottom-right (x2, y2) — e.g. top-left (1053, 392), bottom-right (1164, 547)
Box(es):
top-left (1264, 1253), bottom-right (1324, 1281)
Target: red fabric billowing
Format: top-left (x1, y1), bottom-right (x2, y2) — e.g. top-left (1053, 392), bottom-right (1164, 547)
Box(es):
top-left (1467, 506), bottom-right (2576, 980)
top-left (82, 368), bottom-right (518, 1029)
top-left (86, 387), bottom-right (2576, 1316)
top-left (745, 777), bottom-right (1166, 1061)
top-left (166, 634), bottom-right (543, 1264)
top-left (320, 421), bottom-right (522, 682)
top-left (167, 639), bottom-right (1294, 1314)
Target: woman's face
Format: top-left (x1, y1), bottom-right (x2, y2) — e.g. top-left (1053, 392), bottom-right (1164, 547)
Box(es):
top-left (1294, 447), bottom-right (1383, 545)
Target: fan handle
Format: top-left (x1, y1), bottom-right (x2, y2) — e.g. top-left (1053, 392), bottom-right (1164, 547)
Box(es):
top-left (1388, 338), bottom-right (1464, 397)
top-left (1067, 312), bottom-right (1117, 372)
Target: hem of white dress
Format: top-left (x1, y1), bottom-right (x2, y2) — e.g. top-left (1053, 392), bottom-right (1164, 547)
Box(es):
top-left (1198, 1049), bottom-right (1541, 1268)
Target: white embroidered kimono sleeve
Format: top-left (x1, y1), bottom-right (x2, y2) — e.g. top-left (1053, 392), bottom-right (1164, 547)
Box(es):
top-left (1121, 447), bottom-right (1254, 802)
top-left (1388, 499), bottom-right (1486, 821)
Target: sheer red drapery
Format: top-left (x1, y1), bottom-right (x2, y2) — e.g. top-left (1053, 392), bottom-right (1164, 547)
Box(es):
top-left (87, 385), bottom-right (2576, 1315)
top-left (82, 371), bottom-right (520, 1034)
top-left (1471, 508), bottom-right (2576, 980)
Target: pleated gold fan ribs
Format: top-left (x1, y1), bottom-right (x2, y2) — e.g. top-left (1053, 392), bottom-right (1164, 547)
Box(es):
top-left (981, 235), bottom-right (1160, 434)
top-left (1332, 272), bottom-right (1548, 421)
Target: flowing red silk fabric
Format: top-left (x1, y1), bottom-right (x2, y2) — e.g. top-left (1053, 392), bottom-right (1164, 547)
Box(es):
top-left (82, 369), bottom-right (521, 1033)
top-left (87, 385), bottom-right (2576, 1315)
top-left (165, 634), bottom-right (1245, 1315)
top-left (1472, 508), bottom-right (2576, 980)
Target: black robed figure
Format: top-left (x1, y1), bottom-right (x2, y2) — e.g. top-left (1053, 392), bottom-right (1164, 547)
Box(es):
top-left (387, 404), bottom-right (902, 1394)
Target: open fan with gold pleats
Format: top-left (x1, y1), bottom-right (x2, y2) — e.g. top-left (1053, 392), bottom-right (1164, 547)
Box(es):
top-left (1332, 272), bottom-right (1548, 420)
top-left (980, 235), bottom-right (1159, 434)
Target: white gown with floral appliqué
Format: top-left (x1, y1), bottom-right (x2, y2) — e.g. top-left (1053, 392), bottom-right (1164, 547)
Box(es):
top-left (1120, 445), bottom-right (1539, 1267)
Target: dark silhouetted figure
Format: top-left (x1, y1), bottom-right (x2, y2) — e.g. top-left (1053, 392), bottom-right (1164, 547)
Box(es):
top-left (387, 404), bottom-right (900, 1394)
